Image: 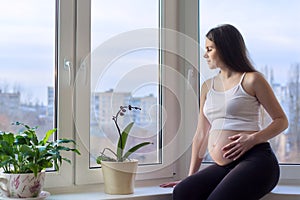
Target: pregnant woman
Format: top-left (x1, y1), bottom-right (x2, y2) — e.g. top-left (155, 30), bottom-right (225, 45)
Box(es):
top-left (160, 24), bottom-right (288, 200)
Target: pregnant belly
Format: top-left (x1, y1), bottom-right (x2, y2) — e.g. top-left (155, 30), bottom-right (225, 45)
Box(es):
top-left (208, 130), bottom-right (255, 166)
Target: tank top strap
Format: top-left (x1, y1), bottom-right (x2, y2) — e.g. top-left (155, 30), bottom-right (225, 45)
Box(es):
top-left (239, 72), bottom-right (246, 85)
top-left (211, 76), bottom-right (215, 89)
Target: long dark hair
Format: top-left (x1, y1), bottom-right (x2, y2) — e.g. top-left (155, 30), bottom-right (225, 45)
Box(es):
top-left (206, 24), bottom-right (256, 72)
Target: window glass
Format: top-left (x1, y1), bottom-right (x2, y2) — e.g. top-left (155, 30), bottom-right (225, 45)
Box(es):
top-left (0, 0), bottom-right (56, 138)
top-left (200, 0), bottom-right (300, 164)
top-left (90, 0), bottom-right (160, 167)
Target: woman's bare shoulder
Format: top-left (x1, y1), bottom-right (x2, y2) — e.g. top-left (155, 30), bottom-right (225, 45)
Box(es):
top-left (242, 72), bottom-right (265, 95)
top-left (244, 72), bottom-right (269, 96)
top-left (245, 71), bottom-right (266, 83)
top-left (200, 78), bottom-right (214, 99)
top-left (201, 78), bottom-right (213, 91)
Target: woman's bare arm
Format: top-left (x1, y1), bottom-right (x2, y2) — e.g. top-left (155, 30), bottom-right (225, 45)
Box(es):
top-left (222, 72), bottom-right (288, 160)
top-left (160, 81), bottom-right (211, 187)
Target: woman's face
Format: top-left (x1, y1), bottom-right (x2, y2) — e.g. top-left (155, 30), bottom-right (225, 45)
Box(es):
top-left (203, 38), bottom-right (223, 69)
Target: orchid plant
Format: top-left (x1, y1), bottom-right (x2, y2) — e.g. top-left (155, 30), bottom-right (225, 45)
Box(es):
top-left (96, 105), bottom-right (152, 163)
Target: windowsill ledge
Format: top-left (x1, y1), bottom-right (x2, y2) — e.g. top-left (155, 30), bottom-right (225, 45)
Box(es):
top-left (272, 185), bottom-right (300, 195)
top-left (262, 185), bottom-right (300, 200)
top-left (44, 183), bottom-right (300, 200)
top-left (46, 186), bottom-right (172, 200)
top-left (45, 180), bottom-right (173, 200)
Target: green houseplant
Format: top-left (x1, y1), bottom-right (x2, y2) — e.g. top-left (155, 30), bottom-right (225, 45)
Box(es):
top-left (0, 122), bottom-right (80, 198)
top-left (96, 105), bottom-right (152, 195)
top-left (96, 105), bottom-right (152, 164)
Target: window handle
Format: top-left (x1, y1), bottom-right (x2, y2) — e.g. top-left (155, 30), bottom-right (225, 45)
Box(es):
top-left (64, 58), bottom-right (73, 86)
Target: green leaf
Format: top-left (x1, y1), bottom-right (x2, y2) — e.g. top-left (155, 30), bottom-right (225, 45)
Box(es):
top-left (24, 129), bottom-right (38, 145)
top-left (1, 133), bottom-right (14, 145)
top-left (15, 135), bottom-right (29, 145)
top-left (61, 157), bottom-right (71, 164)
top-left (96, 155), bottom-right (116, 164)
top-left (72, 149), bottom-right (81, 155)
top-left (117, 122), bottom-right (134, 161)
top-left (123, 142), bottom-right (152, 160)
top-left (41, 128), bottom-right (56, 145)
top-left (19, 145), bottom-right (35, 157)
top-left (54, 146), bottom-right (80, 155)
top-left (56, 138), bottom-right (76, 144)
top-left (56, 146), bottom-right (72, 151)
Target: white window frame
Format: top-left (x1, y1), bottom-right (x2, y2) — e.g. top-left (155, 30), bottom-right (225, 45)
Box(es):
top-left (74, 0), bottom-right (179, 185)
top-left (44, 0), bottom-right (300, 188)
top-left (44, 0), bottom-right (77, 188)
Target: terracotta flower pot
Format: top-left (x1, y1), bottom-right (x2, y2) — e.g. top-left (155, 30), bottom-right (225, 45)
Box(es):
top-left (101, 159), bottom-right (138, 194)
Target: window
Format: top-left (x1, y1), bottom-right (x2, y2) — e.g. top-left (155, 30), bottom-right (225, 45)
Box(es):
top-left (89, 0), bottom-right (161, 167)
top-left (74, 0), bottom-right (176, 185)
top-left (0, 0), bottom-right (55, 138)
top-left (0, 0), bottom-right (183, 187)
top-left (89, 0), bottom-right (161, 165)
top-left (0, 0), bottom-right (76, 187)
top-left (199, 0), bottom-right (300, 181)
top-left (90, 2), bottom-right (161, 166)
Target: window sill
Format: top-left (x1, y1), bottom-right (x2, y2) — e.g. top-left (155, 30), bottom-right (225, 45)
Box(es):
top-left (262, 185), bottom-right (300, 200)
top-left (45, 179), bottom-right (173, 200)
top-left (45, 184), bottom-right (300, 200)
top-left (272, 185), bottom-right (300, 195)
top-left (46, 186), bottom-right (172, 200)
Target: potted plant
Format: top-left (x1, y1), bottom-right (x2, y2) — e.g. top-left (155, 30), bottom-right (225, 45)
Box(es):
top-left (96, 105), bottom-right (152, 195)
top-left (0, 122), bottom-right (80, 198)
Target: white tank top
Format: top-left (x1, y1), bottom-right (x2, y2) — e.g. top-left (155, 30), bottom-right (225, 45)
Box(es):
top-left (203, 73), bottom-right (261, 131)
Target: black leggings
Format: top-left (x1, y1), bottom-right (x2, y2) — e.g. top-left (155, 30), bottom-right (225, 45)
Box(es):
top-left (173, 142), bottom-right (279, 200)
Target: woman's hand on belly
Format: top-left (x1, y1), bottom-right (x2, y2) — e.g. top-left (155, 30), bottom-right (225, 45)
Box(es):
top-left (222, 132), bottom-right (257, 161)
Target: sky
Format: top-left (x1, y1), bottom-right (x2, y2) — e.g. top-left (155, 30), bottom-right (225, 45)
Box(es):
top-left (90, 0), bottom-right (159, 97)
top-left (199, 0), bottom-right (300, 84)
top-left (0, 0), bottom-right (55, 105)
top-left (1, 0), bottom-right (300, 104)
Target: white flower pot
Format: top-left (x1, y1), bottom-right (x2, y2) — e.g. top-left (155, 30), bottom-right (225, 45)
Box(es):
top-left (101, 159), bottom-right (138, 195)
top-left (0, 171), bottom-right (45, 198)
